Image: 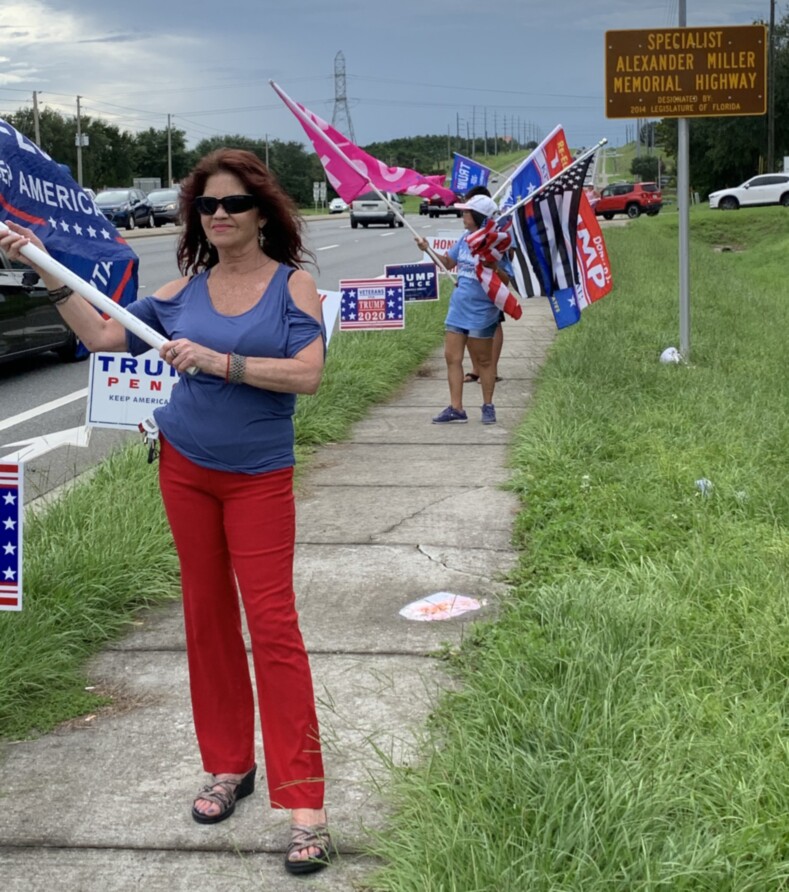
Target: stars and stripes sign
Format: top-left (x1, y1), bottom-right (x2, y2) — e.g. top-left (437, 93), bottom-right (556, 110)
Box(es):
top-left (339, 278), bottom-right (405, 331)
top-left (0, 463), bottom-right (22, 611)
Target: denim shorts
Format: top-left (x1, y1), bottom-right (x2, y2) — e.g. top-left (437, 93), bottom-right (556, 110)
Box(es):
top-left (445, 321), bottom-right (499, 339)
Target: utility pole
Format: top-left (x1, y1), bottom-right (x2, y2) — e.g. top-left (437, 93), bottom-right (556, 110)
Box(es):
top-left (32, 91), bottom-right (41, 146)
top-left (76, 95), bottom-right (83, 186)
top-left (472, 106), bottom-right (476, 156)
top-left (767, 0), bottom-right (776, 172)
top-left (167, 113), bottom-right (173, 187)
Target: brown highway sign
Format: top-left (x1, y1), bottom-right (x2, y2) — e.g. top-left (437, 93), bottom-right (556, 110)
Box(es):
top-left (605, 25), bottom-right (767, 118)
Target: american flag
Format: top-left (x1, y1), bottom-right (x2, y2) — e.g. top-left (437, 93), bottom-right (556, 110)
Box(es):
top-left (0, 463), bottom-right (22, 612)
top-left (511, 153), bottom-right (594, 300)
top-left (339, 278), bottom-right (405, 331)
top-left (465, 219), bottom-right (522, 320)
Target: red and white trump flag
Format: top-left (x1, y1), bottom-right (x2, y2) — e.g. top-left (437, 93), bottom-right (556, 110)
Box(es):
top-left (0, 463), bottom-right (22, 611)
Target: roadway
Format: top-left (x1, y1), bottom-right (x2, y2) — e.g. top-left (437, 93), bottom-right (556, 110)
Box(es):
top-left (0, 212), bottom-right (453, 503)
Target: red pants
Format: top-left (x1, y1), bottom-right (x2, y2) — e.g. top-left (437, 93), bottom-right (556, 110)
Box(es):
top-left (158, 439), bottom-right (324, 809)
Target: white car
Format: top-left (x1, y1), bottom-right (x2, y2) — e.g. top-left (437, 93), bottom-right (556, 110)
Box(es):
top-left (328, 198), bottom-right (348, 213)
top-left (708, 174), bottom-right (789, 210)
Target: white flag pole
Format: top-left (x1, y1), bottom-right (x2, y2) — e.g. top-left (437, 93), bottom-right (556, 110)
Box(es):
top-left (0, 219), bottom-right (198, 374)
top-left (0, 219), bottom-right (165, 349)
top-left (496, 139), bottom-right (607, 221)
top-left (270, 81), bottom-right (455, 276)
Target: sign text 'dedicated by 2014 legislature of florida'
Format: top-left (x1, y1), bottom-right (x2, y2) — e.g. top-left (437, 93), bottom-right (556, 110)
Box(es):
top-left (605, 25), bottom-right (767, 119)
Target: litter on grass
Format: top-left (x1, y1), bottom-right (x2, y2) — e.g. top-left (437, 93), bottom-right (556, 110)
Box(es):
top-left (660, 346), bottom-right (683, 364)
top-left (695, 478), bottom-right (714, 496)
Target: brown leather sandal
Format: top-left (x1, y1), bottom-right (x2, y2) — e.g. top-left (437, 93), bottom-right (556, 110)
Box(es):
top-left (285, 820), bottom-right (332, 875)
top-left (191, 765), bottom-right (256, 825)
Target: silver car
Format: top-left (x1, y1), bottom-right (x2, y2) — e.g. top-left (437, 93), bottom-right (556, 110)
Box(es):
top-left (349, 191), bottom-right (404, 229)
top-left (147, 187), bottom-right (182, 227)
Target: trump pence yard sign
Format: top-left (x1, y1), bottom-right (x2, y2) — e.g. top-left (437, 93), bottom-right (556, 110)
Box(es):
top-left (605, 25), bottom-right (767, 118)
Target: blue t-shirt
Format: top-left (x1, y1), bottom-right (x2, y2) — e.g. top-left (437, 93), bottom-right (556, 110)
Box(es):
top-left (125, 264), bottom-right (323, 474)
top-left (445, 232), bottom-right (501, 331)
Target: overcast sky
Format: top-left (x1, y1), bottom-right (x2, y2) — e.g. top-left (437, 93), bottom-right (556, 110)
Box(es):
top-left (0, 0), bottom-right (775, 156)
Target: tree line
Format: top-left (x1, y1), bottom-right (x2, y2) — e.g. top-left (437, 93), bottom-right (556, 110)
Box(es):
top-left (4, 106), bottom-right (529, 205)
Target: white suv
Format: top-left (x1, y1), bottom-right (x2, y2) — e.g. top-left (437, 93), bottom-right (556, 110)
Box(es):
top-left (350, 191), bottom-right (404, 229)
top-left (708, 174), bottom-right (789, 210)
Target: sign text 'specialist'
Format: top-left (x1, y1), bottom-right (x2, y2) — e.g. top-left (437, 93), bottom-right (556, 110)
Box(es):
top-left (605, 25), bottom-right (767, 118)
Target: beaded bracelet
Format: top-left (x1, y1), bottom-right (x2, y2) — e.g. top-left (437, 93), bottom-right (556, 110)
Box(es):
top-left (47, 285), bottom-right (74, 305)
top-left (228, 352), bottom-right (246, 384)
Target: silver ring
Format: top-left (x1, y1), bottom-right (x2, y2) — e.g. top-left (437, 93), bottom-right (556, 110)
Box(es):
top-left (171, 347), bottom-right (178, 358)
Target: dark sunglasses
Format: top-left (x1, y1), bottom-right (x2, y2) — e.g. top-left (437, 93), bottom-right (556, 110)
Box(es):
top-left (194, 194), bottom-right (256, 215)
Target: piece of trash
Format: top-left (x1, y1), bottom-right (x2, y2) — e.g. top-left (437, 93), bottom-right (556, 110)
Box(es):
top-left (660, 346), bottom-right (683, 364)
top-left (695, 478), bottom-right (714, 496)
top-left (399, 592), bottom-right (486, 622)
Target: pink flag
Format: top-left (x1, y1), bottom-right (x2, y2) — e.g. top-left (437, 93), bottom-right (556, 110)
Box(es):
top-left (270, 81), bottom-right (458, 205)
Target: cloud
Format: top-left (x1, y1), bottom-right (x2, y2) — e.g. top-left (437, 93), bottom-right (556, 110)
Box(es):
top-left (0, 0), bottom-right (773, 148)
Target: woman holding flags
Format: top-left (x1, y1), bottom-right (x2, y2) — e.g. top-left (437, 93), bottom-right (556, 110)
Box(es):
top-left (0, 148), bottom-right (332, 876)
top-left (416, 192), bottom-right (519, 426)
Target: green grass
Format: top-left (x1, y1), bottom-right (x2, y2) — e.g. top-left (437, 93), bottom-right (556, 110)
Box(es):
top-left (4, 205), bottom-right (789, 888)
top-left (0, 295), bottom-right (448, 739)
top-left (368, 207), bottom-right (789, 891)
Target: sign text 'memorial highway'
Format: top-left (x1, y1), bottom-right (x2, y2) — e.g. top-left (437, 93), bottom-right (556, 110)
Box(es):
top-left (605, 25), bottom-right (767, 119)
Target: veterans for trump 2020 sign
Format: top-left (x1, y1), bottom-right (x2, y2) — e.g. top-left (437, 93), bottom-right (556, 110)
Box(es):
top-left (605, 25), bottom-right (767, 118)
top-left (340, 277), bottom-right (405, 331)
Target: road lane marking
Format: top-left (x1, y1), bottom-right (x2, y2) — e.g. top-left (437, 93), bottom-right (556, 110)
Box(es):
top-left (316, 244), bottom-right (339, 251)
top-left (0, 388), bottom-right (88, 433)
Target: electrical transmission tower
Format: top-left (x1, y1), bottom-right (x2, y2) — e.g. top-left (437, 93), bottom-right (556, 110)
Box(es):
top-left (331, 51), bottom-right (355, 142)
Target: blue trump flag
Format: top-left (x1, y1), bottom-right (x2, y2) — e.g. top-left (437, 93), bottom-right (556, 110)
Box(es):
top-left (0, 119), bottom-right (139, 349)
top-left (450, 153), bottom-right (491, 195)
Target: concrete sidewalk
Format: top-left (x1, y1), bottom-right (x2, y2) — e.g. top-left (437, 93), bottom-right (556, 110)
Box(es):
top-left (0, 298), bottom-right (556, 891)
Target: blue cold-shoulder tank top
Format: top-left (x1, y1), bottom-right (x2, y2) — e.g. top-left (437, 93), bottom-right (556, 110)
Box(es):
top-left (125, 263), bottom-right (323, 474)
